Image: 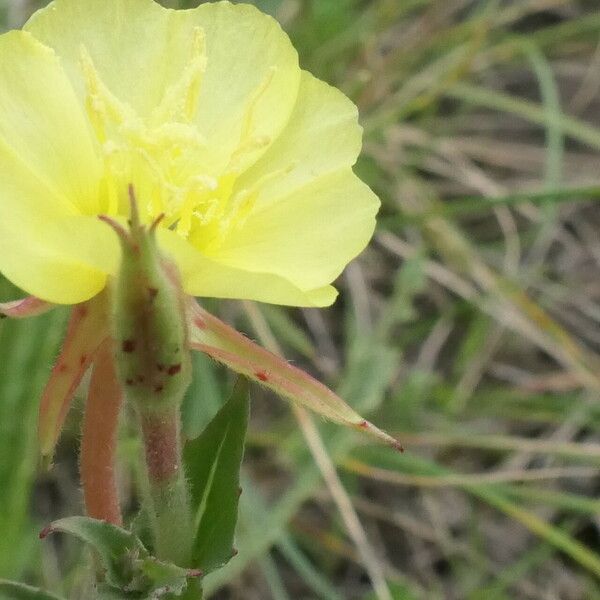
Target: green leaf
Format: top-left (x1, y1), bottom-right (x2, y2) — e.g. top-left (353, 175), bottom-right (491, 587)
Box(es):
top-left (39, 517), bottom-right (199, 596)
top-left (182, 351), bottom-right (226, 440)
top-left (0, 278), bottom-right (68, 578)
top-left (184, 378), bottom-right (250, 574)
top-left (0, 580), bottom-right (65, 600)
top-left (41, 516), bottom-right (145, 589)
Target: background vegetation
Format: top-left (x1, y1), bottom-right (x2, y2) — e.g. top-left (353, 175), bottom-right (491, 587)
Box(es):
top-left (1, 0), bottom-right (600, 598)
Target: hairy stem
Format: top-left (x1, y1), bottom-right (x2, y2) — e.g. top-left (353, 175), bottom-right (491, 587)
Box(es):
top-left (80, 339), bottom-right (123, 526)
top-left (139, 404), bottom-right (192, 566)
top-left (108, 189), bottom-right (193, 566)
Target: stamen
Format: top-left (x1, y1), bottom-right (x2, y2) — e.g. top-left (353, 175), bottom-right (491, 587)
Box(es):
top-left (240, 67), bottom-right (276, 142)
top-left (175, 175), bottom-right (219, 236)
top-left (80, 40), bottom-right (280, 247)
top-left (79, 45), bottom-right (133, 139)
top-left (128, 184), bottom-right (141, 229)
top-left (227, 162), bottom-right (296, 230)
top-left (152, 27), bottom-right (207, 124)
top-left (221, 67), bottom-right (277, 176)
top-left (131, 145), bottom-right (173, 218)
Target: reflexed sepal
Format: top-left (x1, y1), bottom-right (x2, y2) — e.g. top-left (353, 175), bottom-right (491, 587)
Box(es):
top-left (38, 292), bottom-right (109, 460)
top-left (0, 296), bottom-right (54, 319)
top-left (188, 300), bottom-right (402, 451)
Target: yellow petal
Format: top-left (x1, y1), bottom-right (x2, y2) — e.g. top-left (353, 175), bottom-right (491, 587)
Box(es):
top-left (0, 31), bottom-right (100, 213)
top-left (158, 229), bottom-right (337, 307)
top-left (0, 213), bottom-right (118, 304)
top-left (18, 0), bottom-right (377, 306)
top-left (210, 169), bottom-right (380, 292)
top-left (26, 0), bottom-right (301, 171)
top-left (203, 72), bottom-right (378, 294)
top-left (236, 71), bottom-right (363, 209)
top-left (25, 0), bottom-right (172, 118)
top-left (186, 2), bottom-right (301, 171)
top-left (0, 31), bottom-right (112, 303)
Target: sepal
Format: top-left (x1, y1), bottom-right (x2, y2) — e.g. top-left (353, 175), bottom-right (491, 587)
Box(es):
top-left (188, 300), bottom-right (402, 451)
top-left (38, 292), bottom-right (109, 460)
top-left (0, 296), bottom-right (53, 319)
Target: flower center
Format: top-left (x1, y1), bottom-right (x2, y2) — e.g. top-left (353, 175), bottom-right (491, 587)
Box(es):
top-left (80, 28), bottom-right (279, 251)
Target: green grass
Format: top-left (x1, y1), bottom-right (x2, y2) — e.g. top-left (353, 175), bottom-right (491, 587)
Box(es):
top-left (1, 0), bottom-right (600, 598)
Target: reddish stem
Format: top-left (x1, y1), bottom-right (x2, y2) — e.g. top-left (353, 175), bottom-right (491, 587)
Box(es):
top-left (80, 339), bottom-right (123, 526)
top-left (137, 405), bottom-right (192, 565)
top-left (139, 412), bottom-right (181, 484)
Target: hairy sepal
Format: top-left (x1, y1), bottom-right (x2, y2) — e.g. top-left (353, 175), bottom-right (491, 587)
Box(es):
top-left (188, 300), bottom-right (402, 451)
top-left (108, 202), bottom-right (191, 414)
top-left (0, 296), bottom-right (54, 319)
top-left (38, 292), bottom-right (109, 459)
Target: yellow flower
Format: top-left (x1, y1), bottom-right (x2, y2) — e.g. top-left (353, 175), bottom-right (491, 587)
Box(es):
top-left (0, 0), bottom-right (379, 307)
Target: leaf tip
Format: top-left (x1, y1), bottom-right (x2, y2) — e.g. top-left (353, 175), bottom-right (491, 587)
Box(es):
top-left (355, 419), bottom-right (403, 453)
top-left (392, 440), bottom-right (405, 453)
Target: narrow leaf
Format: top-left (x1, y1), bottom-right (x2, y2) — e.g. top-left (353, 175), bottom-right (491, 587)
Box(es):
top-left (188, 300), bottom-right (402, 451)
top-left (0, 293), bottom-right (67, 576)
top-left (184, 377), bottom-right (249, 573)
top-left (182, 351), bottom-right (226, 441)
top-left (0, 297), bottom-right (54, 319)
top-left (38, 293), bottom-right (109, 459)
top-left (0, 580), bottom-right (65, 600)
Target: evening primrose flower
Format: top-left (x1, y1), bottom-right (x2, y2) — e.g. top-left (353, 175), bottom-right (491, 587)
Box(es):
top-left (0, 0), bottom-right (378, 308)
top-left (0, 0), bottom-right (400, 483)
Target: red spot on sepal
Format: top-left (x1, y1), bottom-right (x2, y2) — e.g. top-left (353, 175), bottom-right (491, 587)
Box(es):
top-left (255, 370), bottom-right (268, 382)
top-left (167, 364), bottom-right (181, 376)
top-left (122, 339), bottom-right (136, 353)
top-left (194, 317), bottom-right (207, 329)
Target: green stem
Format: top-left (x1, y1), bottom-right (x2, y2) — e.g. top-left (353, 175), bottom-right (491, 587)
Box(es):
top-left (139, 405), bottom-right (192, 567)
top-left (178, 577), bottom-right (203, 600)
